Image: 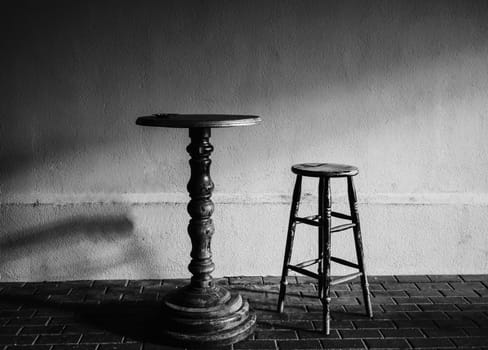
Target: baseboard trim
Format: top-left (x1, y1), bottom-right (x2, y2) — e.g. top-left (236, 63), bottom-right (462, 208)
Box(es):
top-left (2, 192), bottom-right (488, 206)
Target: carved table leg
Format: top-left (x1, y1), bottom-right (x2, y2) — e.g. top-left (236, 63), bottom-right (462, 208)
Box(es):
top-left (162, 127), bottom-right (256, 346)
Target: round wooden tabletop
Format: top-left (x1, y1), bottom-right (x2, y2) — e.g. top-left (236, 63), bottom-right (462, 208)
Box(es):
top-left (136, 114), bottom-right (261, 128)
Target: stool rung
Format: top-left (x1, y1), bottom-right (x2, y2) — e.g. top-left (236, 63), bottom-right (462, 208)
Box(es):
top-left (331, 223), bottom-right (355, 233)
top-left (330, 272), bottom-right (362, 286)
top-left (331, 256), bottom-right (359, 269)
top-left (295, 216), bottom-right (355, 231)
top-left (295, 215), bottom-right (320, 226)
top-left (295, 258), bottom-right (321, 269)
top-left (288, 265), bottom-right (319, 280)
top-left (331, 211), bottom-right (352, 220)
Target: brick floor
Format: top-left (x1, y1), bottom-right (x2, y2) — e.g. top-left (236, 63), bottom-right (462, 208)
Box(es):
top-left (1, 276), bottom-right (488, 349)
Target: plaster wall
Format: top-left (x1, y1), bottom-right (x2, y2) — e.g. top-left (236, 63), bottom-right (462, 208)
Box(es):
top-left (1, 0), bottom-right (488, 281)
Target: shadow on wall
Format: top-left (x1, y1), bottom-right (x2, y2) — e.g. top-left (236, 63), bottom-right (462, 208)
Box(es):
top-left (2, 0), bottom-right (488, 280)
top-left (2, 0), bottom-right (488, 196)
top-left (0, 212), bottom-right (157, 281)
top-left (0, 215), bottom-right (134, 251)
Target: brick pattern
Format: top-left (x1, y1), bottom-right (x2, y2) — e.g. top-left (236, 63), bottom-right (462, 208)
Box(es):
top-left (0, 276), bottom-right (487, 349)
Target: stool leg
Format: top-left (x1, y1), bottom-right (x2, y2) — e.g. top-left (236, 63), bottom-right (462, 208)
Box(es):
top-left (347, 177), bottom-right (373, 318)
top-left (317, 185), bottom-right (324, 304)
top-left (319, 177), bottom-right (332, 334)
top-left (278, 175), bottom-right (302, 313)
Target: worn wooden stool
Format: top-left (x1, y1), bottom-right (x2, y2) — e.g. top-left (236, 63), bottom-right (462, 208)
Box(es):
top-left (277, 163), bottom-right (373, 334)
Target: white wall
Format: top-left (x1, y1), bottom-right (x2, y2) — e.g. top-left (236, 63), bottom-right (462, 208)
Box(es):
top-left (2, 0), bottom-right (488, 281)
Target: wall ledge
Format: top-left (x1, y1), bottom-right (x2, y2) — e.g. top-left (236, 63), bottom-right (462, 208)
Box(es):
top-left (2, 192), bottom-right (488, 206)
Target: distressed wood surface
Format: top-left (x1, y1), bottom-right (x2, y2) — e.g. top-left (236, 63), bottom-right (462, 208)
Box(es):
top-left (292, 163), bottom-right (359, 177)
top-left (278, 164), bottom-right (372, 335)
top-left (136, 114), bottom-right (261, 128)
top-left (136, 120), bottom-right (259, 346)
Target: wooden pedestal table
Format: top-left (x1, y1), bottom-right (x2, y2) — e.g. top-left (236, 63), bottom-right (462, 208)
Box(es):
top-left (136, 114), bottom-right (262, 346)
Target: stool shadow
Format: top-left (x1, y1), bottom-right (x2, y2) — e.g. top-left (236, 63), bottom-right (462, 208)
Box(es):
top-left (230, 285), bottom-right (374, 333)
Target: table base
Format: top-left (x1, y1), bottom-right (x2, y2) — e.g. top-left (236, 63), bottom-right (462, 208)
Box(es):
top-left (132, 123), bottom-right (260, 346)
top-left (162, 285), bottom-right (256, 346)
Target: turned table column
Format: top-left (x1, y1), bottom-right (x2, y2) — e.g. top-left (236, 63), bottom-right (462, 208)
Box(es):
top-left (136, 114), bottom-right (261, 346)
top-left (186, 127), bottom-right (216, 289)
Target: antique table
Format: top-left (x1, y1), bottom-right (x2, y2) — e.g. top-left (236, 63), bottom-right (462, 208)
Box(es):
top-left (136, 114), bottom-right (262, 346)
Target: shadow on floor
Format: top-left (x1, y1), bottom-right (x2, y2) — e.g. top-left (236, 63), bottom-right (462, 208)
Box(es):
top-left (0, 288), bottom-right (178, 347)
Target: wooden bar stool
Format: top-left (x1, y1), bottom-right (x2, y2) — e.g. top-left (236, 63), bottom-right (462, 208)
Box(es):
top-left (277, 163), bottom-right (373, 334)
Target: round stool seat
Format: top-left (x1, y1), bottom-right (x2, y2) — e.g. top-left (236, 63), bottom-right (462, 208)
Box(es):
top-left (292, 163), bottom-right (358, 177)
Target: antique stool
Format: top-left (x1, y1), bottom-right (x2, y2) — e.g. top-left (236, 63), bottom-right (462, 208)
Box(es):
top-left (277, 163), bottom-right (373, 334)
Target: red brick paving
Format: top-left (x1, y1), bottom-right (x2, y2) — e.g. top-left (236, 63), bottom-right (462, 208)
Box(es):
top-left (1, 276), bottom-right (488, 349)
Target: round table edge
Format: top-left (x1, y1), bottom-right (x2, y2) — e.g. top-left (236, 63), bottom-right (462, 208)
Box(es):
top-left (136, 115), bottom-right (262, 128)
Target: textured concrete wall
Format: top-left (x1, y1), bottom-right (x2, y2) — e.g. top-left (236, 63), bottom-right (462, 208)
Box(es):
top-left (2, 0), bottom-right (488, 281)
